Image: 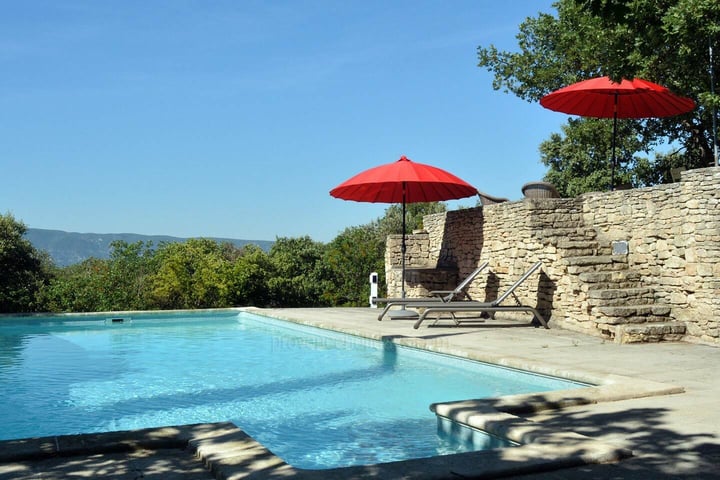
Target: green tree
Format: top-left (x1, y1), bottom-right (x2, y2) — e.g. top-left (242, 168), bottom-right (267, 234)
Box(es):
top-left (105, 240), bottom-right (157, 310)
top-left (377, 202), bottom-right (447, 237)
top-left (149, 239), bottom-right (234, 309)
top-left (0, 213), bottom-right (52, 312)
top-left (320, 203), bottom-right (446, 306)
top-left (539, 117), bottom-right (646, 194)
top-left (477, 0), bottom-right (720, 194)
top-left (267, 236), bottom-right (328, 307)
top-left (322, 224), bottom-right (386, 306)
top-left (38, 241), bottom-right (158, 312)
top-left (37, 258), bottom-right (111, 312)
top-left (228, 244), bottom-right (273, 307)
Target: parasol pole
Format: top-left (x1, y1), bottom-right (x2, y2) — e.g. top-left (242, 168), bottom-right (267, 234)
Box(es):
top-left (401, 181), bottom-right (406, 300)
top-left (711, 37), bottom-right (719, 167)
top-left (610, 92), bottom-right (618, 191)
top-left (387, 181), bottom-right (418, 319)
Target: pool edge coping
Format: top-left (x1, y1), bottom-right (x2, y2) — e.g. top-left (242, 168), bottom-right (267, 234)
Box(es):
top-left (0, 421), bottom-right (632, 480)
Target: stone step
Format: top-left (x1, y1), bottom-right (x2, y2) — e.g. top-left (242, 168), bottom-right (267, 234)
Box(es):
top-left (567, 262), bottom-right (630, 275)
top-left (580, 281), bottom-right (643, 292)
top-left (559, 246), bottom-right (602, 257)
top-left (563, 255), bottom-right (630, 274)
top-left (600, 315), bottom-right (675, 326)
top-left (589, 297), bottom-right (653, 308)
top-left (579, 271), bottom-right (642, 284)
top-left (563, 254), bottom-right (628, 267)
top-left (557, 242), bottom-right (614, 258)
top-left (535, 227), bottom-right (598, 240)
top-left (557, 239), bottom-right (599, 250)
top-left (588, 287), bottom-right (653, 300)
top-left (614, 322), bottom-right (686, 344)
top-left (587, 287), bottom-right (655, 307)
top-left (595, 304), bottom-right (672, 320)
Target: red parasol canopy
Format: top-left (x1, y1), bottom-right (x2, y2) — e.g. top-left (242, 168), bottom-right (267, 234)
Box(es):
top-left (330, 155), bottom-right (478, 203)
top-left (540, 76), bottom-right (695, 190)
top-left (330, 156), bottom-right (477, 310)
top-left (540, 76), bottom-right (696, 119)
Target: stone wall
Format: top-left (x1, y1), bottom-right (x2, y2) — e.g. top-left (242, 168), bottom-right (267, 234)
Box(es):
top-left (384, 167), bottom-right (720, 344)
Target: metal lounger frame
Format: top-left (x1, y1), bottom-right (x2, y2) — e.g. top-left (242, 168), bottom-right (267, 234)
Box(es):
top-left (374, 261), bottom-right (489, 321)
top-left (411, 261), bottom-right (548, 329)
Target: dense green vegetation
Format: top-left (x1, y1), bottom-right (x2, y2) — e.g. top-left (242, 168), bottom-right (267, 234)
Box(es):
top-left (478, 0), bottom-right (719, 195)
top-left (0, 214), bottom-right (54, 312)
top-left (0, 204), bottom-right (445, 313)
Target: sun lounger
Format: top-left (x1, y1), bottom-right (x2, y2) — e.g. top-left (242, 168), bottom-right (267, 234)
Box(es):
top-left (373, 262), bottom-right (489, 321)
top-left (409, 261), bottom-right (548, 329)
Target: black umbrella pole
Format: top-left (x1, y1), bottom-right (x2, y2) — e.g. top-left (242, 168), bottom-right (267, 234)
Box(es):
top-left (611, 97), bottom-right (618, 191)
top-left (711, 38), bottom-right (719, 166)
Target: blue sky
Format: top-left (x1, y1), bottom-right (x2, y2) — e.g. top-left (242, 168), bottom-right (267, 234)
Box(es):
top-left (1, 1), bottom-right (564, 243)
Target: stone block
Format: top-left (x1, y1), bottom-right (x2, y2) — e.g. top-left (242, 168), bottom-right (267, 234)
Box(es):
top-left (669, 292), bottom-right (687, 305)
top-left (664, 256), bottom-right (686, 268)
top-left (697, 264), bottom-right (714, 277)
top-left (615, 322), bottom-right (686, 344)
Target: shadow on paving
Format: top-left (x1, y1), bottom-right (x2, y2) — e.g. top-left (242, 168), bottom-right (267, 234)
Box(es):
top-left (437, 393), bottom-right (720, 480)
top-left (0, 424), bottom-right (219, 480)
top-left (515, 407), bottom-right (720, 479)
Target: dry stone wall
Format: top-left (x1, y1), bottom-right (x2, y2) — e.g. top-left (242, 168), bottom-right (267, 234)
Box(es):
top-left (580, 167), bottom-right (719, 342)
top-left (384, 167), bottom-right (720, 344)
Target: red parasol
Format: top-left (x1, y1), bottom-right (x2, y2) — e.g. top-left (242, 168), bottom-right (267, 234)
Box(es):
top-left (330, 155), bottom-right (478, 204)
top-left (540, 76), bottom-right (695, 189)
top-left (330, 156), bottom-right (477, 312)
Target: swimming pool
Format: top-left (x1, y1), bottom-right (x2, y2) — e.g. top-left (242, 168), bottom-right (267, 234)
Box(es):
top-left (0, 310), bottom-right (586, 469)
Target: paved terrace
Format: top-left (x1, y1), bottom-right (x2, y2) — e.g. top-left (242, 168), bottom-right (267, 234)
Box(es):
top-left (1, 307), bottom-right (718, 479)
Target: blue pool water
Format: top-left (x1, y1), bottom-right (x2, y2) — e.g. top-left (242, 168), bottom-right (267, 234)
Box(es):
top-left (0, 310), bottom-right (586, 468)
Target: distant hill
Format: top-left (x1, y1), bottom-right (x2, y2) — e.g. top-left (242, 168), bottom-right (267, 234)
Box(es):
top-left (24, 228), bottom-right (274, 267)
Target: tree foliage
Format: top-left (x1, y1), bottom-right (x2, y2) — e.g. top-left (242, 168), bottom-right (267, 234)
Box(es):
top-left (321, 223), bottom-right (386, 306)
top-left (377, 202), bottom-right (447, 237)
top-left (38, 258), bottom-right (112, 312)
top-left (266, 236), bottom-right (329, 307)
top-left (6, 202), bottom-right (450, 312)
top-left (540, 117), bottom-right (645, 193)
top-left (149, 239), bottom-right (236, 310)
top-left (106, 240), bottom-right (157, 310)
top-left (478, 0), bottom-right (720, 195)
top-left (228, 244), bottom-right (273, 307)
top-left (0, 213), bottom-right (52, 312)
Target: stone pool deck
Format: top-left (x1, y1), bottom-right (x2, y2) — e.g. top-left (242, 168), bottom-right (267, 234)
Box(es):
top-left (1, 307), bottom-right (719, 479)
